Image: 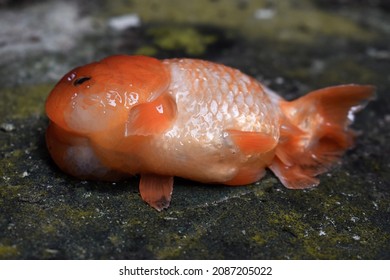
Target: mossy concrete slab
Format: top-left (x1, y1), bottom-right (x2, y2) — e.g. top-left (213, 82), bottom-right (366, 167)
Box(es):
top-left (0, 0), bottom-right (389, 259)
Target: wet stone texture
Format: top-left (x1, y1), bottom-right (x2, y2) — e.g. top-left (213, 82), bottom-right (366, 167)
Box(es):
top-left (0, 0), bottom-right (389, 259)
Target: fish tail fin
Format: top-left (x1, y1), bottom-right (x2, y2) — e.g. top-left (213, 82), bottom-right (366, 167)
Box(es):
top-left (269, 84), bottom-right (375, 189)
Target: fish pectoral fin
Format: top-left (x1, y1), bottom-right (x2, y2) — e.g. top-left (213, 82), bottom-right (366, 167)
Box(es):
top-left (139, 174), bottom-right (174, 211)
top-left (126, 93), bottom-right (177, 136)
top-left (226, 129), bottom-right (277, 155)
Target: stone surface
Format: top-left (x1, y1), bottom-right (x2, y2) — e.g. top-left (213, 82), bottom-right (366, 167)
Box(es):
top-left (0, 0), bottom-right (389, 259)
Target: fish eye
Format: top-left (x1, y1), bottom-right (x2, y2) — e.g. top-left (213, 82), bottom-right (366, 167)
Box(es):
top-left (73, 76), bottom-right (91, 86)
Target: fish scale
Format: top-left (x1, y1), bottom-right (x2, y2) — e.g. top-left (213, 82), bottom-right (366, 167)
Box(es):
top-left (163, 58), bottom-right (280, 141)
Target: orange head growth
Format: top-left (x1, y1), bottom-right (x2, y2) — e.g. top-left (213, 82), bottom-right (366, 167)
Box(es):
top-left (45, 55), bottom-right (170, 134)
top-left (45, 55), bottom-right (173, 185)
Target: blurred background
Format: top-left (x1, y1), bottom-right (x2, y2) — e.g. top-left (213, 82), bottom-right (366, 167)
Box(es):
top-left (0, 0), bottom-right (389, 259)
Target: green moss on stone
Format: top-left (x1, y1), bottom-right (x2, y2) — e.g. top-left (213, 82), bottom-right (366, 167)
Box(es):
top-left (251, 233), bottom-right (266, 246)
top-left (0, 245), bottom-right (20, 259)
top-left (150, 217), bottom-right (212, 259)
top-left (0, 84), bottom-right (52, 120)
top-left (268, 210), bottom-right (308, 240)
top-left (0, 185), bottom-right (23, 201)
top-left (134, 46), bottom-right (158, 56)
top-left (104, 0), bottom-right (375, 43)
top-left (146, 26), bottom-right (217, 56)
top-left (108, 234), bottom-right (123, 247)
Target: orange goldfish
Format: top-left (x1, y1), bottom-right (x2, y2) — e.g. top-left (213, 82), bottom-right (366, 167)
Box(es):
top-left (45, 55), bottom-right (375, 210)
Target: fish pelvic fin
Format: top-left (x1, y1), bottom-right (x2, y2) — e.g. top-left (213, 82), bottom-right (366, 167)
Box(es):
top-left (139, 174), bottom-right (174, 211)
top-left (269, 84), bottom-right (375, 189)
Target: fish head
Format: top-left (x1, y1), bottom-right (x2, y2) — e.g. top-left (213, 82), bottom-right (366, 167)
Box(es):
top-left (45, 55), bottom-right (170, 135)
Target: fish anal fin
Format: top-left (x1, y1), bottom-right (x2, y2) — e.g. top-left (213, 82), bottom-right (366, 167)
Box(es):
top-left (126, 93), bottom-right (177, 136)
top-left (269, 158), bottom-right (319, 189)
top-left (226, 129), bottom-right (277, 155)
top-left (139, 174), bottom-right (174, 211)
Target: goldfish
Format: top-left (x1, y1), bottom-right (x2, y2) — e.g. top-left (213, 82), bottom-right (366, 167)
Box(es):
top-left (45, 55), bottom-right (375, 211)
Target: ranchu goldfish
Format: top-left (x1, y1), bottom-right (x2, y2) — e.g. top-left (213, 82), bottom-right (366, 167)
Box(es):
top-left (45, 55), bottom-right (375, 210)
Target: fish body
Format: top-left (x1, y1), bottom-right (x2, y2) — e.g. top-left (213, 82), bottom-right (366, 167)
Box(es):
top-left (45, 55), bottom-right (375, 210)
